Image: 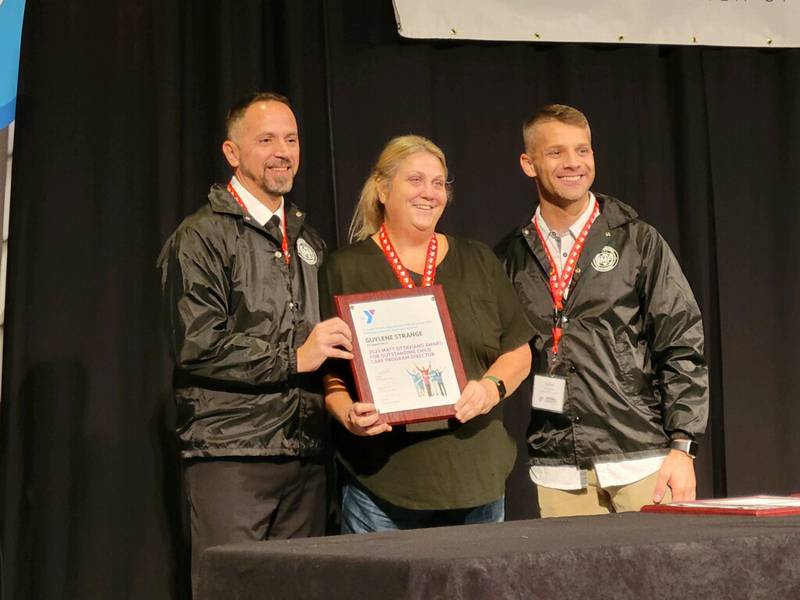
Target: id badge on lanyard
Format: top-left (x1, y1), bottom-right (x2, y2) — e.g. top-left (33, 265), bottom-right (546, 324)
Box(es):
top-left (530, 204), bottom-right (599, 413)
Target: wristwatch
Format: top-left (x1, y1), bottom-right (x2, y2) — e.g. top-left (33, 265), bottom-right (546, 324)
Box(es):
top-left (482, 375), bottom-right (507, 400)
top-left (669, 439), bottom-right (698, 459)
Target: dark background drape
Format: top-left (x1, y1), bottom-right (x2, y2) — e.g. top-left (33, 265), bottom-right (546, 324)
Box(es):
top-left (1, 1), bottom-right (798, 599)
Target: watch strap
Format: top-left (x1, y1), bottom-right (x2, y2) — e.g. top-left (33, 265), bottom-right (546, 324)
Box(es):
top-left (482, 375), bottom-right (507, 400)
top-left (669, 439), bottom-right (698, 459)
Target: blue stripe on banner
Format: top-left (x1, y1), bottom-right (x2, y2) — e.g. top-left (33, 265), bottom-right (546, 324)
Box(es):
top-left (0, 99), bottom-right (15, 130)
top-left (1, 0), bottom-right (27, 128)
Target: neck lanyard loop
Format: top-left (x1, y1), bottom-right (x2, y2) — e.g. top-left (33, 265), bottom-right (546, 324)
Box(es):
top-left (227, 180), bottom-right (290, 264)
top-left (378, 223), bottom-right (438, 288)
top-left (532, 203), bottom-right (599, 354)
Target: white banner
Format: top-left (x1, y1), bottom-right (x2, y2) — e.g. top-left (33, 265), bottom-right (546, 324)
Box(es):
top-left (393, 0), bottom-right (800, 48)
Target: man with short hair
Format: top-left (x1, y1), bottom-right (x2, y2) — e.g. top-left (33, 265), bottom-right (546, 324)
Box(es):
top-left (158, 92), bottom-right (352, 590)
top-left (496, 104), bottom-right (708, 517)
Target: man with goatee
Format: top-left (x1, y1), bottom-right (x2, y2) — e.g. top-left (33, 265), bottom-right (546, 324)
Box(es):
top-left (159, 92), bottom-right (352, 593)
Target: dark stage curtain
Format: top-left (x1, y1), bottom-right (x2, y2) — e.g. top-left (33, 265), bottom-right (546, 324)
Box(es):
top-left (1, 2), bottom-right (798, 599)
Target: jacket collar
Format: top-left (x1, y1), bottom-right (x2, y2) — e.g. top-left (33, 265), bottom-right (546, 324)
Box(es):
top-left (208, 184), bottom-right (306, 231)
top-left (207, 184), bottom-right (307, 240)
top-left (519, 193), bottom-right (638, 290)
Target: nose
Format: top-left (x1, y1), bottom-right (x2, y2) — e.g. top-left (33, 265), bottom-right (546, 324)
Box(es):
top-left (563, 149), bottom-right (581, 168)
top-left (274, 138), bottom-right (290, 158)
top-left (420, 180), bottom-right (441, 199)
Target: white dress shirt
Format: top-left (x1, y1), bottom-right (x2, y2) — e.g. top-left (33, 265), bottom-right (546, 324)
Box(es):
top-left (530, 192), bottom-right (667, 490)
top-left (230, 175), bottom-right (284, 228)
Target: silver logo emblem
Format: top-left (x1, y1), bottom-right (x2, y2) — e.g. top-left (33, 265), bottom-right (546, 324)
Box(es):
top-left (296, 238), bottom-right (318, 265)
top-left (591, 246), bottom-right (619, 272)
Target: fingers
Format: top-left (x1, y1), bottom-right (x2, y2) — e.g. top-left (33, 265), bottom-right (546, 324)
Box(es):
top-left (318, 317), bottom-right (352, 342)
top-left (347, 402), bottom-right (392, 436)
top-left (652, 471), bottom-right (669, 504)
top-left (298, 318), bottom-right (355, 372)
top-left (670, 477), bottom-right (696, 502)
top-left (454, 380), bottom-right (496, 423)
top-left (658, 450), bottom-right (697, 503)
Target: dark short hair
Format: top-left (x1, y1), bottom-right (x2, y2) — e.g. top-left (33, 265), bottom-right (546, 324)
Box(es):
top-left (522, 103), bottom-right (590, 150)
top-left (226, 92), bottom-right (292, 139)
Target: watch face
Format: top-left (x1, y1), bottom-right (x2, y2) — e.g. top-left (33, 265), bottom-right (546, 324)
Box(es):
top-left (497, 380), bottom-right (507, 399)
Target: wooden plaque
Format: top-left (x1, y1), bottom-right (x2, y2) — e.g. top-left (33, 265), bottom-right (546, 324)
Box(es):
top-left (335, 285), bottom-right (466, 425)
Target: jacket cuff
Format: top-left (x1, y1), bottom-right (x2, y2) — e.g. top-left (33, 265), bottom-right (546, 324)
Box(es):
top-left (288, 347), bottom-right (298, 375)
top-left (668, 429), bottom-right (695, 442)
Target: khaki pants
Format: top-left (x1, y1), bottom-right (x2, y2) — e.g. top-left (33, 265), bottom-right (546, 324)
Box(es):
top-left (537, 469), bottom-right (671, 517)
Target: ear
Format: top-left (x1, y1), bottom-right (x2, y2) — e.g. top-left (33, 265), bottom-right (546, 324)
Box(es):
top-left (519, 153), bottom-right (537, 178)
top-left (222, 140), bottom-right (240, 169)
top-left (377, 179), bottom-right (389, 205)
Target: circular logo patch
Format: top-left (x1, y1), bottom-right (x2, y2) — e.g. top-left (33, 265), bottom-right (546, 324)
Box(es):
top-left (591, 246), bottom-right (619, 272)
top-left (296, 238), bottom-right (318, 265)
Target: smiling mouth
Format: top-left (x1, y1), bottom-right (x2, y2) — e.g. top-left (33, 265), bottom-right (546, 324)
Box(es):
top-left (558, 174), bottom-right (583, 182)
top-left (412, 203), bottom-right (436, 211)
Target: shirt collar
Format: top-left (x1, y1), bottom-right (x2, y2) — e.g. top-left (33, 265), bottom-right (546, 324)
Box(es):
top-left (534, 192), bottom-right (596, 240)
top-left (231, 175), bottom-right (283, 227)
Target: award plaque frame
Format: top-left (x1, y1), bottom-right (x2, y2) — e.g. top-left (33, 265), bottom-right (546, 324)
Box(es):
top-left (641, 495), bottom-right (800, 517)
top-left (335, 285), bottom-right (466, 425)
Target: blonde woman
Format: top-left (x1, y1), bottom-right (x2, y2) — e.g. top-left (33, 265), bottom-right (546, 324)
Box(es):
top-left (320, 135), bottom-right (533, 533)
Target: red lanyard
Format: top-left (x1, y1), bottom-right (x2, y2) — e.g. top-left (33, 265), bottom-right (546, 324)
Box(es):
top-left (378, 223), bottom-right (438, 288)
top-left (227, 181), bottom-right (290, 264)
top-left (532, 203), bottom-right (599, 354)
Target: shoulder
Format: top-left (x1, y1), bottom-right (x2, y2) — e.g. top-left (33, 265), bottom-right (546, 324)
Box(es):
top-left (493, 224), bottom-right (528, 259)
top-left (175, 205), bottom-right (236, 250)
top-left (288, 204), bottom-right (327, 252)
top-left (447, 235), bottom-right (507, 275)
top-left (448, 235), bottom-right (494, 258)
top-left (596, 194), bottom-right (675, 268)
top-left (158, 200), bottom-right (241, 270)
top-left (327, 238), bottom-right (377, 266)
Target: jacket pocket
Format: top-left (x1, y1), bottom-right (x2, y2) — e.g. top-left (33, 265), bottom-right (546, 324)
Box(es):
top-left (613, 336), bottom-right (640, 396)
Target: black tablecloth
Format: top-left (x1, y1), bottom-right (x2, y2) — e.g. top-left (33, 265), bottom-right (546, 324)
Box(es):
top-left (197, 512), bottom-right (800, 599)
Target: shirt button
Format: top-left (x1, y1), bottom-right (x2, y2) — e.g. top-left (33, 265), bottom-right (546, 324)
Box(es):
top-left (562, 252), bottom-right (568, 257)
top-left (288, 302), bottom-right (294, 309)
top-left (573, 415), bottom-right (581, 423)
top-left (274, 251), bottom-right (282, 259)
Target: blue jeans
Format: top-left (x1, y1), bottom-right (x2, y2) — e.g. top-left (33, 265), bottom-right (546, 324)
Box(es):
top-left (341, 479), bottom-right (505, 533)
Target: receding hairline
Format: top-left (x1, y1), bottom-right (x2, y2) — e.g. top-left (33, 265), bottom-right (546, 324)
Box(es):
top-left (226, 92), bottom-right (293, 141)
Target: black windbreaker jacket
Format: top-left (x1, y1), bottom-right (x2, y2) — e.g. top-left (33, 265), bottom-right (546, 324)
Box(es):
top-left (158, 185), bottom-right (326, 458)
top-left (496, 194), bottom-right (708, 468)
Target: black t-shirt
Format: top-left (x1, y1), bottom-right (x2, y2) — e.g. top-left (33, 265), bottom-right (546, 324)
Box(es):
top-left (320, 236), bottom-right (534, 509)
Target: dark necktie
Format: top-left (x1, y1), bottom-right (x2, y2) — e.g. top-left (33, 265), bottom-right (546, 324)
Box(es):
top-left (266, 214), bottom-right (283, 245)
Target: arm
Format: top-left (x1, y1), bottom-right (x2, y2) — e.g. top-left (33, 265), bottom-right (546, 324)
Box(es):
top-left (639, 230), bottom-right (707, 501)
top-left (323, 371), bottom-right (392, 436)
top-left (159, 225), bottom-right (351, 385)
top-left (455, 343), bottom-right (531, 423)
top-left (640, 229), bottom-right (708, 440)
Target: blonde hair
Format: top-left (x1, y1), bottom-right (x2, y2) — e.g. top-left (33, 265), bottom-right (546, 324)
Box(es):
top-left (348, 135), bottom-right (452, 242)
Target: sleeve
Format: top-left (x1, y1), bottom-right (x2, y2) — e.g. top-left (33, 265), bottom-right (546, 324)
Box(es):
top-left (485, 244), bottom-right (536, 353)
top-left (158, 225), bottom-right (296, 386)
top-left (317, 253), bottom-right (341, 321)
top-left (638, 229), bottom-right (709, 440)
